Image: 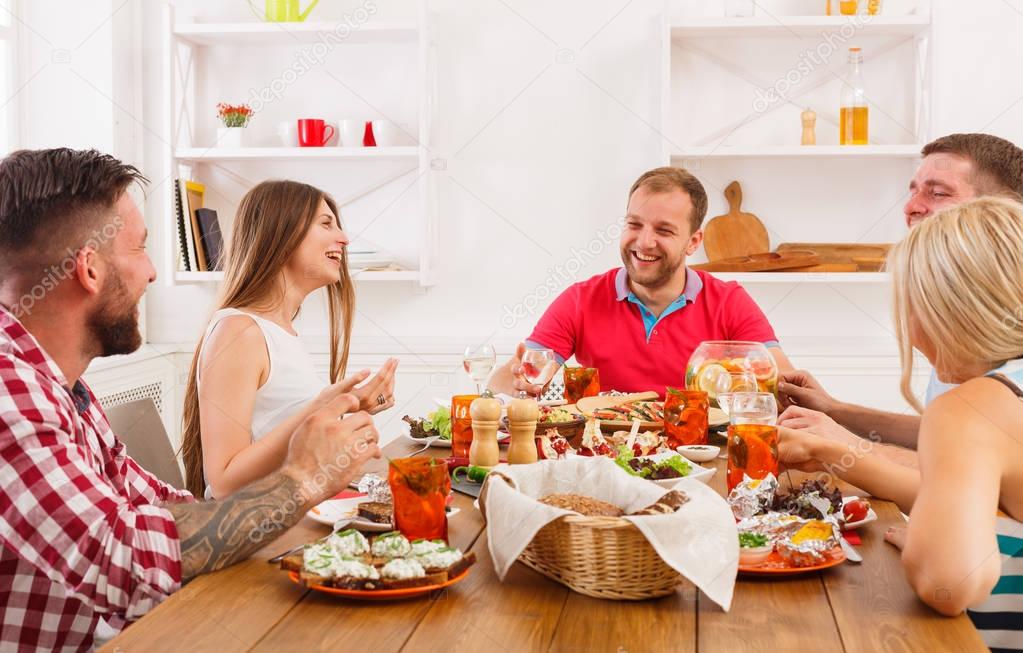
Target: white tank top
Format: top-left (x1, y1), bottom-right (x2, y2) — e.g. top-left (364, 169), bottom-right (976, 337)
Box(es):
top-left (198, 308), bottom-right (326, 498)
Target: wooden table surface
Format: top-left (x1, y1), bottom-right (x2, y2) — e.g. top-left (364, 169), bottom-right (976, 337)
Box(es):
top-left (102, 439), bottom-right (986, 653)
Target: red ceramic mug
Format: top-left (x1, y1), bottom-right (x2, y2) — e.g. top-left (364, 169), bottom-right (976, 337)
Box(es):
top-left (297, 118), bottom-right (334, 147)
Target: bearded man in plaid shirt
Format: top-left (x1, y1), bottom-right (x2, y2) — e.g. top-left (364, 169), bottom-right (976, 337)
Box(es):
top-left (0, 149), bottom-right (382, 651)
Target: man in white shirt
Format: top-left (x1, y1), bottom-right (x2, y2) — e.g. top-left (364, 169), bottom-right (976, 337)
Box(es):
top-left (778, 133), bottom-right (1023, 453)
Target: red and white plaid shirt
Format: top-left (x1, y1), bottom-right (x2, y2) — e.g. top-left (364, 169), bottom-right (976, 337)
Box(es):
top-left (0, 306), bottom-right (194, 652)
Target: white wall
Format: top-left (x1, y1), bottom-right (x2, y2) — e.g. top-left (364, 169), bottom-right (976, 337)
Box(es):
top-left (15, 0), bottom-right (1023, 438)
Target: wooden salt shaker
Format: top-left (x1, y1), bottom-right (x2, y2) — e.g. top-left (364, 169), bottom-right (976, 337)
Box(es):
top-left (801, 108), bottom-right (817, 145)
top-left (469, 391), bottom-right (502, 468)
top-left (506, 397), bottom-right (539, 464)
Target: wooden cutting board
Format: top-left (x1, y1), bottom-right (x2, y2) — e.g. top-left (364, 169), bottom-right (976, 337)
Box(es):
top-left (776, 243), bottom-right (892, 265)
top-left (576, 391), bottom-right (658, 417)
top-left (703, 181), bottom-right (770, 261)
top-left (691, 250), bottom-right (820, 272)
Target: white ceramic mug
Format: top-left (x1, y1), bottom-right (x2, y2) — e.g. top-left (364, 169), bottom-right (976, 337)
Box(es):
top-left (371, 119), bottom-right (402, 147)
top-left (277, 121), bottom-right (297, 146)
top-left (340, 119), bottom-right (367, 147)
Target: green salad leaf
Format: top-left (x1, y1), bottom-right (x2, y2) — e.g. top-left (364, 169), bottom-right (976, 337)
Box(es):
top-left (423, 406), bottom-right (452, 439)
top-left (614, 445), bottom-right (638, 476)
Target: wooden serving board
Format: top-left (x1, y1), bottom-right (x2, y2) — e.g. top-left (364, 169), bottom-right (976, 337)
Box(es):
top-left (776, 242), bottom-right (891, 264)
top-left (692, 250), bottom-right (819, 272)
top-left (575, 391), bottom-right (658, 417)
top-left (703, 181), bottom-right (770, 261)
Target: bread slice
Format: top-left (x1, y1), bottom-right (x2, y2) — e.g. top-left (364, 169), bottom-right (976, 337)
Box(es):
top-left (280, 553), bottom-right (305, 574)
top-left (358, 502), bottom-right (393, 524)
top-left (377, 570), bottom-right (448, 590)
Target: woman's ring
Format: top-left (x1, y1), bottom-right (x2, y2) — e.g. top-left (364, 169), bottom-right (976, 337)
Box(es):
top-left (376, 394), bottom-right (387, 406)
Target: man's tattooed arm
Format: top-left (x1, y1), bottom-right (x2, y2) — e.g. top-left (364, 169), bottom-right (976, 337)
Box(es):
top-left (166, 470), bottom-right (310, 580)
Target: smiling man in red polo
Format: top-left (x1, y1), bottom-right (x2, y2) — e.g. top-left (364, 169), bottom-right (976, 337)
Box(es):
top-left (491, 166), bottom-right (792, 397)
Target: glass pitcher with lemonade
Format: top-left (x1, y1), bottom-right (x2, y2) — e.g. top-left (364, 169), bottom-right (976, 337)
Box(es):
top-left (685, 341), bottom-right (778, 412)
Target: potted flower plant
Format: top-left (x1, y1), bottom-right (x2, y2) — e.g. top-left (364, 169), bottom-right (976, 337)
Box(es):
top-left (216, 103), bottom-right (253, 147)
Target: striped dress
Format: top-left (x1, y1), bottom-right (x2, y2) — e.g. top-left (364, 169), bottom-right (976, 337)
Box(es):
top-left (967, 359), bottom-right (1023, 652)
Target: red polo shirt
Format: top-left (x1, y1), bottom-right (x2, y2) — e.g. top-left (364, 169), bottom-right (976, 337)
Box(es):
top-left (527, 267), bottom-right (779, 396)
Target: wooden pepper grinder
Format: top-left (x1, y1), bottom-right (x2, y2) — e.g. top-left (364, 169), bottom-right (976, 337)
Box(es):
top-left (506, 396), bottom-right (539, 464)
top-left (469, 391), bottom-right (502, 468)
top-left (801, 108), bottom-right (817, 145)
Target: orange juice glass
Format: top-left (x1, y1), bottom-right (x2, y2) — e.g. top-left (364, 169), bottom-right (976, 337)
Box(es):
top-left (664, 388), bottom-right (709, 448)
top-left (388, 456), bottom-right (451, 542)
top-left (563, 367), bottom-right (600, 404)
top-left (726, 423), bottom-right (779, 492)
top-left (451, 394), bottom-right (479, 458)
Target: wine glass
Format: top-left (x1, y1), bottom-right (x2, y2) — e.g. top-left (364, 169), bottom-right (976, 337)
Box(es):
top-left (716, 372), bottom-right (759, 416)
top-left (519, 348), bottom-right (558, 398)
top-left (462, 344), bottom-right (496, 395)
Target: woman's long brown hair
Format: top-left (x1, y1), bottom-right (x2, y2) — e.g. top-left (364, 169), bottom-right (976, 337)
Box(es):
top-left (179, 180), bottom-right (355, 497)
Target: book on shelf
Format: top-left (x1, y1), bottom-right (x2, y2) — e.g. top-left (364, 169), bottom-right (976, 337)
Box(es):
top-left (175, 179), bottom-right (210, 271)
top-left (195, 208), bottom-right (225, 271)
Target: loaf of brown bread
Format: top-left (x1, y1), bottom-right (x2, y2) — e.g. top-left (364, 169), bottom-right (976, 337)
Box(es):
top-left (539, 493), bottom-right (623, 517)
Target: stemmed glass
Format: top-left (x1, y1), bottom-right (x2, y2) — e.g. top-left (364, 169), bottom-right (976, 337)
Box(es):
top-left (716, 372), bottom-right (759, 416)
top-left (462, 344), bottom-right (497, 395)
top-left (519, 348), bottom-right (559, 399)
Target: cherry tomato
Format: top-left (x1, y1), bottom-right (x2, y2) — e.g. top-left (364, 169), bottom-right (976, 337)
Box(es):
top-left (843, 499), bottom-right (870, 523)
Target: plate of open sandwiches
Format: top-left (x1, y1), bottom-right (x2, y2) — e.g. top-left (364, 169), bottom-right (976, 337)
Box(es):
top-left (280, 529), bottom-right (476, 599)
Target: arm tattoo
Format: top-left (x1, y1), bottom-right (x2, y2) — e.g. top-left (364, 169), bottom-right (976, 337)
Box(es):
top-left (167, 471), bottom-right (308, 580)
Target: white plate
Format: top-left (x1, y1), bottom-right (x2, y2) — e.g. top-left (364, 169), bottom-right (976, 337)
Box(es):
top-left (432, 396), bottom-right (567, 411)
top-left (676, 444), bottom-right (721, 463)
top-left (839, 495), bottom-right (878, 531)
top-left (307, 495), bottom-right (460, 531)
top-left (572, 451), bottom-right (716, 486)
top-left (403, 431), bottom-right (510, 449)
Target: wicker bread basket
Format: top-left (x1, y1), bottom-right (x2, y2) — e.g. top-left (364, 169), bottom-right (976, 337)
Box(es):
top-left (480, 473), bottom-right (691, 600)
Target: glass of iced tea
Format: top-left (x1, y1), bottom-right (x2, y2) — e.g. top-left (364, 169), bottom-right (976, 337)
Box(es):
top-left (388, 456), bottom-right (451, 542)
top-left (563, 366), bottom-right (600, 404)
top-left (663, 387), bottom-right (709, 448)
top-left (726, 392), bottom-right (779, 492)
top-left (451, 394), bottom-right (479, 458)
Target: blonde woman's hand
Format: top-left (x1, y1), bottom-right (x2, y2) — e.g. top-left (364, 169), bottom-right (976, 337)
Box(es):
top-left (350, 358), bottom-right (399, 415)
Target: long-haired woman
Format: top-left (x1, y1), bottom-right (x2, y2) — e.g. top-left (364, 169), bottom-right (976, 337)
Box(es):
top-left (179, 180), bottom-right (398, 499)
top-left (778, 197), bottom-right (1023, 649)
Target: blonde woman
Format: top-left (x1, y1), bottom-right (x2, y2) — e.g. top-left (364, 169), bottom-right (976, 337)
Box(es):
top-left (180, 180), bottom-right (398, 499)
top-left (779, 197), bottom-right (1023, 648)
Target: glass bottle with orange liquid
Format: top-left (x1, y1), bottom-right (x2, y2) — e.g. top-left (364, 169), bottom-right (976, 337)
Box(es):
top-left (840, 47), bottom-right (868, 145)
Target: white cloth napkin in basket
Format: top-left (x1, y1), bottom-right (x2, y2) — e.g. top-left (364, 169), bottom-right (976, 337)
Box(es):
top-left (480, 457), bottom-right (738, 610)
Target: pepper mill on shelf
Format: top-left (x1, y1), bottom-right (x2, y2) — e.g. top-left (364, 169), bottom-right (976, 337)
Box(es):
top-left (801, 107), bottom-right (817, 145)
top-left (506, 396), bottom-right (539, 465)
top-left (469, 391), bottom-right (502, 468)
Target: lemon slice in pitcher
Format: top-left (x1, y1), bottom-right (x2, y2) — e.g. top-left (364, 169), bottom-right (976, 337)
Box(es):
top-left (697, 363), bottom-right (731, 399)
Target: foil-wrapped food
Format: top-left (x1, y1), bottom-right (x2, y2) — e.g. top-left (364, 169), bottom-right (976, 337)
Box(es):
top-left (356, 473), bottom-right (392, 504)
top-left (727, 474), bottom-right (779, 520)
top-left (736, 513), bottom-right (841, 568)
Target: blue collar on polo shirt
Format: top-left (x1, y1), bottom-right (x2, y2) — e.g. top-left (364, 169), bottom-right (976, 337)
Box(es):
top-left (614, 266), bottom-right (703, 340)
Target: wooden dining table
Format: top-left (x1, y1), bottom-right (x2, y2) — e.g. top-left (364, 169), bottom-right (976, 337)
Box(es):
top-left (102, 437), bottom-right (987, 652)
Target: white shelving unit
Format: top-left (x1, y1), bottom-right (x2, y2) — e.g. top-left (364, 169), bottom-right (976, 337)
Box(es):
top-left (173, 21), bottom-right (418, 46)
top-left (162, 6), bottom-right (436, 286)
top-left (670, 15), bottom-right (930, 38)
top-left (711, 272), bottom-right (890, 284)
top-left (660, 6), bottom-right (932, 284)
top-left (671, 144), bottom-right (921, 160)
top-left (174, 146), bottom-right (419, 162)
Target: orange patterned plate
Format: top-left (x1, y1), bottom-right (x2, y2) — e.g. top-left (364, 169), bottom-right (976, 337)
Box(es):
top-left (288, 568), bottom-right (471, 600)
top-left (738, 546), bottom-right (846, 576)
